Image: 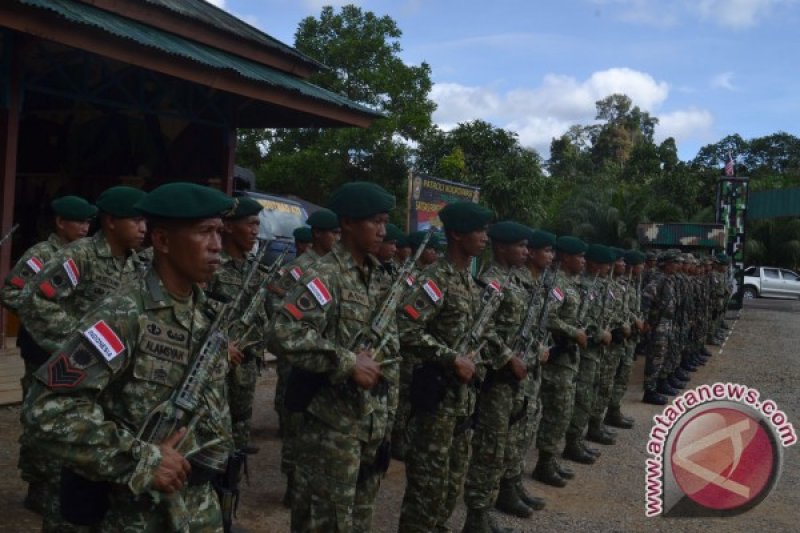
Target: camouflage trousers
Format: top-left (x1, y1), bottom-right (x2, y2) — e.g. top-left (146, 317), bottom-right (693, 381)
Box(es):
top-left (399, 410), bottom-right (474, 532)
top-left (19, 358), bottom-right (48, 485)
top-left (644, 319), bottom-right (672, 391)
top-left (610, 340), bottom-right (636, 410)
top-left (566, 348), bottom-right (601, 443)
top-left (281, 411), bottom-right (303, 476)
top-left (291, 415), bottom-right (384, 533)
top-left (390, 358), bottom-right (414, 461)
top-left (591, 342), bottom-right (626, 427)
top-left (274, 356), bottom-right (291, 433)
top-left (502, 366), bottom-right (542, 481)
top-left (228, 356), bottom-right (258, 449)
top-left (464, 376), bottom-right (517, 510)
top-left (41, 473), bottom-right (91, 533)
top-left (536, 363), bottom-right (578, 455)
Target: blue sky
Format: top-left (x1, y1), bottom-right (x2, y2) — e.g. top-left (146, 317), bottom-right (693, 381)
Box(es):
top-left (210, 0), bottom-right (800, 162)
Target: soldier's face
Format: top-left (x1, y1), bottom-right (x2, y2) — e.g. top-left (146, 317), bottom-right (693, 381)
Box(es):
top-left (632, 264), bottom-right (644, 276)
top-left (506, 240), bottom-right (529, 267)
top-left (296, 241), bottom-right (311, 255)
top-left (345, 213), bottom-right (389, 256)
top-left (614, 259), bottom-right (626, 276)
top-left (313, 228), bottom-right (340, 255)
top-left (224, 215), bottom-right (259, 253)
top-left (112, 216), bottom-right (147, 250)
top-left (528, 246), bottom-right (554, 270)
top-left (377, 241), bottom-right (397, 262)
top-left (166, 218), bottom-right (224, 283)
top-left (562, 253), bottom-right (585, 275)
top-left (56, 217), bottom-right (91, 243)
top-left (461, 228), bottom-right (488, 257)
top-left (419, 247), bottom-right (438, 265)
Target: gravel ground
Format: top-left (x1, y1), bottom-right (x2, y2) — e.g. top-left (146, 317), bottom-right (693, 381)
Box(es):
top-left (0, 300), bottom-right (797, 532)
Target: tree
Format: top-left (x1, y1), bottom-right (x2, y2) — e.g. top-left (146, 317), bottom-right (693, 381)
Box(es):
top-left (238, 5), bottom-right (436, 217)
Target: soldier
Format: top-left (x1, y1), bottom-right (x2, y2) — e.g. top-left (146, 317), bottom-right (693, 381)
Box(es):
top-left (462, 221), bottom-right (531, 530)
top-left (709, 253), bottom-right (730, 343)
top-left (532, 236), bottom-right (588, 487)
top-left (206, 196), bottom-right (268, 453)
top-left (408, 229), bottom-right (442, 267)
top-left (641, 251), bottom-right (680, 405)
top-left (267, 182), bottom-right (398, 532)
top-left (376, 223), bottom-right (405, 276)
top-left (23, 182), bottom-right (235, 531)
top-left (293, 226), bottom-right (312, 256)
top-left (500, 229), bottom-right (556, 512)
top-left (394, 232), bottom-right (412, 264)
top-left (605, 250), bottom-right (647, 429)
top-left (397, 201), bottom-right (493, 533)
top-left (0, 195), bottom-right (96, 513)
top-left (17, 185), bottom-right (149, 530)
top-left (563, 244), bottom-right (613, 466)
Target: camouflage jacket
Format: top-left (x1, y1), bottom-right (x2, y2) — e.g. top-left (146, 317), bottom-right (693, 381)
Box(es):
top-left (23, 267), bottom-right (232, 495)
top-left (396, 257), bottom-right (486, 417)
top-left (515, 267), bottom-right (550, 367)
top-left (267, 249), bottom-right (321, 316)
top-left (607, 276), bottom-right (628, 329)
top-left (19, 231), bottom-right (150, 354)
top-left (207, 251), bottom-right (269, 359)
top-left (0, 233), bottom-right (65, 312)
top-left (545, 270), bottom-right (584, 371)
top-left (642, 270), bottom-right (676, 326)
top-left (477, 261), bottom-right (521, 372)
top-left (267, 242), bottom-right (399, 442)
top-left (580, 274), bottom-right (605, 345)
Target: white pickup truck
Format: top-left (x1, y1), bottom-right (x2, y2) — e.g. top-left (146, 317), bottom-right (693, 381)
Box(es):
top-left (742, 266), bottom-right (800, 299)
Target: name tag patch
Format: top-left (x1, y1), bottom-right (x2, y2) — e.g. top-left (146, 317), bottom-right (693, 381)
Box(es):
top-left (82, 320), bottom-right (125, 361)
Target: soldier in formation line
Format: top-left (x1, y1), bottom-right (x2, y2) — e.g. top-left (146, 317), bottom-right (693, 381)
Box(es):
top-left (1, 178), bottom-right (731, 533)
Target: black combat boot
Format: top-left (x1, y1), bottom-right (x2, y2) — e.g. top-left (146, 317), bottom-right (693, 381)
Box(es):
top-left (555, 459), bottom-right (575, 479)
top-left (282, 472), bottom-right (294, 508)
top-left (605, 407), bottom-right (634, 429)
top-left (513, 476), bottom-right (546, 510)
top-left (657, 378), bottom-right (679, 396)
top-left (495, 477), bottom-right (533, 517)
top-left (674, 367), bottom-right (691, 381)
top-left (582, 441), bottom-right (601, 457)
top-left (643, 389), bottom-right (668, 405)
top-left (586, 423), bottom-right (616, 445)
top-left (462, 508), bottom-right (491, 533)
top-left (668, 374), bottom-right (687, 390)
top-left (23, 481), bottom-right (46, 515)
top-left (562, 440), bottom-right (597, 464)
top-left (681, 360), bottom-right (698, 372)
top-left (532, 452), bottom-right (567, 487)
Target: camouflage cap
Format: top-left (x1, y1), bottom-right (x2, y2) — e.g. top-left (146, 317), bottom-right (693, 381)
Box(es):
top-left (306, 208), bottom-right (339, 230)
top-left (51, 195), bottom-right (97, 221)
top-left (98, 186), bottom-right (147, 218)
top-left (487, 221), bottom-right (529, 243)
top-left (657, 250), bottom-right (680, 264)
top-left (327, 181), bottom-right (395, 219)
top-left (293, 226), bottom-right (312, 243)
top-left (439, 201), bottom-right (493, 233)
top-left (226, 196), bottom-right (263, 219)
top-left (134, 183), bottom-right (233, 219)
top-left (384, 223), bottom-right (405, 243)
top-left (527, 229), bottom-right (556, 249)
top-left (555, 236), bottom-right (588, 255)
top-left (586, 244), bottom-right (614, 264)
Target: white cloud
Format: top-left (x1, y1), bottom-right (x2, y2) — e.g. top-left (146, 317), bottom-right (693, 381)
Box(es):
top-left (655, 109), bottom-right (715, 144)
top-left (206, 0), bottom-right (226, 8)
top-left (711, 72), bottom-right (737, 90)
top-left (431, 68), bottom-right (681, 155)
top-left (695, 0), bottom-right (775, 28)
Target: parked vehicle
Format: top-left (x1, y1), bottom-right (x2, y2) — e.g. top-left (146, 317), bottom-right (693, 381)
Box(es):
top-left (236, 191), bottom-right (308, 265)
top-left (742, 266), bottom-right (800, 299)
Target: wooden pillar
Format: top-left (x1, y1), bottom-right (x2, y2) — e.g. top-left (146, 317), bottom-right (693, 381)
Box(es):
top-left (0, 33), bottom-right (21, 348)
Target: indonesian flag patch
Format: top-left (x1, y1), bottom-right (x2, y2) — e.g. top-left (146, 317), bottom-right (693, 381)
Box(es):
top-left (488, 280), bottom-right (502, 292)
top-left (405, 275), bottom-right (415, 287)
top-left (551, 287), bottom-right (565, 302)
top-left (82, 320), bottom-right (125, 361)
top-left (26, 257), bottom-right (44, 274)
top-left (306, 278), bottom-right (332, 306)
top-left (422, 279), bottom-right (442, 303)
top-left (290, 266), bottom-right (303, 281)
top-left (63, 259), bottom-right (80, 287)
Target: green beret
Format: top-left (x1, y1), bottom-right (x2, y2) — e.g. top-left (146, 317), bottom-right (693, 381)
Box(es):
top-left (610, 247), bottom-right (627, 261)
top-left (97, 186), bottom-right (147, 218)
top-left (227, 196), bottom-right (263, 219)
top-left (586, 244), bottom-right (614, 264)
top-left (527, 229), bottom-right (556, 249)
top-left (327, 181), bottom-right (395, 219)
top-left (306, 209), bottom-right (339, 230)
top-left (438, 201), bottom-right (493, 233)
top-left (384, 223), bottom-right (405, 243)
top-left (624, 250), bottom-right (646, 265)
top-left (396, 233), bottom-right (410, 248)
top-left (134, 182), bottom-right (234, 219)
top-left (51, 196), bottom-right (97, 221)
top-left (293, 226), bottom-right (312, 243)
top-left (555, 236), bottom-right (587, 255)
top-left (714, 253), bottom-right (730, 265)
top-left (487, 221), bottom-right (529, 243)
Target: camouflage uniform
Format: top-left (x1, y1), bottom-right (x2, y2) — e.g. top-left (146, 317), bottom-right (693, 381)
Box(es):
top-left (0, 233), bottom-right (66, 490)
top-left (397, 258), bottom-right (482, 533)
top-left (206, 251), bottom-right (269, 449)
top-left (22, 268), bottom-right (232, 532)
top-left (17, 231), bottom-right (149, 530)
top-left (641, 269), bottom-right (676, 391)
top-left (267, 242), bottom-right (399, 533)
top-left (610, 273), bottom-right (642, 412)
top-left (463, 262), bottom-right (521, 512)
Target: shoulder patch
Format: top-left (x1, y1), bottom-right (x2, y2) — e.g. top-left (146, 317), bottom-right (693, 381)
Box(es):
top-left (403, 304), bottom-right (420, 320)
top-left (551, 287), bottom-right (565, 302)
top-left (284, 303), bottom-right (304, 320)
top-left (10, 276), bottom-right (25, 289)
top-left (26, 257), bottom-right (44, 274)
top-left (290, 266), bottom-right (303, 281)
top-left (39, 281), bottom-right (57, 299)
top-left (48, 353), bottom-right (87, 389)
top-left (82, 320), bottom-right (125, 362)
top-left (422, 279), bottom-right (443, 303)
top-left (306, 278), bottom-right (332, 306)
top-left (63, 259), bottom-right (80, 287)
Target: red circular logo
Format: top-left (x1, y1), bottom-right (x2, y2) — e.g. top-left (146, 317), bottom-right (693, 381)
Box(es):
top-left (670, 407), bottom-right (776, 511)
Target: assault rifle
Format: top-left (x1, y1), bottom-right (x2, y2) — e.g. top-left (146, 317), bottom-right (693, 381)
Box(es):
top-left (235, 242), bottom-right (290, 342)
top-left (455, 269), bottom-right (513, 358)
top-left (510, 263), bottom-right (558, 363)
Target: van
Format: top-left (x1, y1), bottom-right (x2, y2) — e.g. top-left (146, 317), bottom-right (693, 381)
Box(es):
top-left (235, 191), bottom-right (308, 265)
